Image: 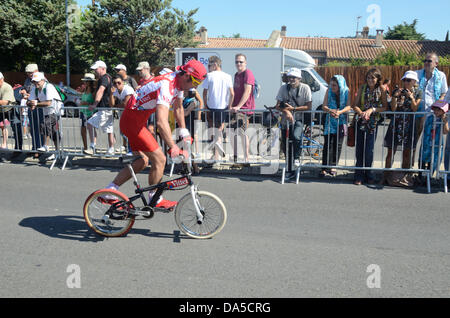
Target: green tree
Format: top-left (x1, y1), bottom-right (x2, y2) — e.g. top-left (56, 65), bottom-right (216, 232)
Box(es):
top-left (384, 19), bottom-right (426, 41)
top-left (0, 0), bottom-right (73, 73)
top-left (72, 0), bottom-right (198, 72)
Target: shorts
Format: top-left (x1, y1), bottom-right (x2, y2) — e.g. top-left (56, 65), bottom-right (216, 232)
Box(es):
top-left (80, 112), bottom-right (93, 127)
top-left (120, 108), bottom-right (159, 153)
top-left (40, 114), bottom-right (60, 141)
top-left (209, 109), bottom-right (228, 127)
top-left (0, 110), bottom-right (11, 127)
top-left (229, 112), bottom-right (250, 134)
top-left (87, 110), bottom-right (114, 133)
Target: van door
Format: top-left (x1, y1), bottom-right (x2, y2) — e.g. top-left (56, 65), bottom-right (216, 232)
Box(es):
top-left (301, 69), bottom-right (327, 111)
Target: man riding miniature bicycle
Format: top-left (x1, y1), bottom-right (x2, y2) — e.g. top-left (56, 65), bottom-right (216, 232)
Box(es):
top-left (102, 59), bottom-right (207, 210)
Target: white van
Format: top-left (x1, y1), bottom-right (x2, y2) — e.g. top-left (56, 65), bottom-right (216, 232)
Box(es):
top-left (175, 47), bottom-right (328, 111)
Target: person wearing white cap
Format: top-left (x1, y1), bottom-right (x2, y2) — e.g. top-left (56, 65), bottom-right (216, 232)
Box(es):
top-left (382, 70), bottom-right (422, 184)
top-left (26, 72), bottom-right (64, 160)
top-left (20, 64), bottom-right (45, 154)
top-left (114, 63), bottom-right (138, 90)
top-left (87, 60), bottom-right (116, 156)
top-left (0, 72), bottom-right (16, 149)
top-left (275, 67), bottom-right (312, 177)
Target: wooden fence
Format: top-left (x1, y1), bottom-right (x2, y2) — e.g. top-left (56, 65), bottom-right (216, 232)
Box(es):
top-left (316, 66), bottom-right (450, 102)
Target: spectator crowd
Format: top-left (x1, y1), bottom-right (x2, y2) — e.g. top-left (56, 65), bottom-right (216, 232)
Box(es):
top-left (1, 52), bottom-right (450, 189)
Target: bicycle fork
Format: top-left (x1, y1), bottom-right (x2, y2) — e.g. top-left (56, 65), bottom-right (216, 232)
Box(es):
top-left (190, 185), bottom-right (204, 224)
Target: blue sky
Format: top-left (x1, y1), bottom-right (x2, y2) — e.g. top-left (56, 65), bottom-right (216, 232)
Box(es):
top-left (76, 0), bottom-right (450, 41)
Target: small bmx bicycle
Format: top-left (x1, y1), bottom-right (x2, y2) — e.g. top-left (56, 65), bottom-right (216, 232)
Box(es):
top-left (83, 156), bottom-right (227, 239)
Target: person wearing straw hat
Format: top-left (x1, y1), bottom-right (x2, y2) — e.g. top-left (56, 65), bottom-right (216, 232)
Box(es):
top-left (79, 73), bottom-right (97, 153)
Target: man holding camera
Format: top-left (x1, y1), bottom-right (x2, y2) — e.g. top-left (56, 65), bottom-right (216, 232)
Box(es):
top-left (275, 68), bottom-right (312, 177)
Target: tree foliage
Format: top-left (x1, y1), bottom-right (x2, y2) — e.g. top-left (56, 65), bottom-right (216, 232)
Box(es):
top-left (0, 0), bottom-right (199, 74)
top-left (384, 19), bottom-right (426, 41)
top-left (0, 0), bottom-right (70, 73)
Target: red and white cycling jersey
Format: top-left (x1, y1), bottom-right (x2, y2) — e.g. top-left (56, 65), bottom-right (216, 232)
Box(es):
top-left (127, 72), bottom-right (183, 111)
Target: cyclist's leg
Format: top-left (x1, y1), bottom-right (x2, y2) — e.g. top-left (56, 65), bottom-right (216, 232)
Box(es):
top-left (112, 151), bottom-right (149, 187)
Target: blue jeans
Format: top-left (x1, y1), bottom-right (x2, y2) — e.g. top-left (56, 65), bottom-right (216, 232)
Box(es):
top-left (281, 120), bottom-right (303, 172)
top-left (355, 127), bottom-right (377, 182)
top-left (28, 107), bottom-right (45, 150)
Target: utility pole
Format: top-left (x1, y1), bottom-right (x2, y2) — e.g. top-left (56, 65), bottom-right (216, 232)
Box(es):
top-left (65, 0), bottom-right (70, 86)
top-left (356, 16), bottom-right (362, 38)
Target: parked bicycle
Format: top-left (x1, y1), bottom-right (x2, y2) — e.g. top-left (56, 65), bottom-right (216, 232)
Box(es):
top-left (83, 156), bottom-right (227, 239)
top-left (257, 106), bottom-right (323, 161)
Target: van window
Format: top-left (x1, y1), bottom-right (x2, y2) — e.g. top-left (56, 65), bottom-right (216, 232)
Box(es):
top-left (301, 70), bottom-right (320, 92)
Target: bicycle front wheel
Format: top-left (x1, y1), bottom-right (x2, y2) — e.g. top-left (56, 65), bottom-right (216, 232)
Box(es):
top-left (175, 191), bottom-right (227, 239)
top-left (83, 189), bottom-right (135, 237)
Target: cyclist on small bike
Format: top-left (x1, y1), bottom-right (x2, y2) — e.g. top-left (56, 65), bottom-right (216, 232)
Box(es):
top-left (103, 59), bottom-right (207, 209)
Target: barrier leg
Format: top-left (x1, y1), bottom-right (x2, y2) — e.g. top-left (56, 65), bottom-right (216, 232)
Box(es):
top-left (444, 173), bottom-right (448, 193)
top-left (295, 166), bottom-right (301, 184)
top-left (61, 155), bottom-right (69, 171)
top-left (426, 172), bottom-right (431, 194)
top-left (49, 154), bottom-right (58, 170)
top-left (169, 162), bottom-right (175, 177)
top-left (281, 166), bottom-right (285, 184)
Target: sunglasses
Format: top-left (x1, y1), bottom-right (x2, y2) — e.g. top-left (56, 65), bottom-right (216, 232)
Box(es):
top-left (190, 75), bottom-right (202, 87)
top-left (402, 78), bottom-right (413, 82)
top-left (423, 59), bottom-right (433, 63)
top-left (235, 61), bottom-right (245, 64)
top-left (113, 81), bottom-right (122, 85)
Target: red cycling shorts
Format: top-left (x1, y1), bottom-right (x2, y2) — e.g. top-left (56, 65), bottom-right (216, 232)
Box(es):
top-left (120, 107), bottom-right (158, 153)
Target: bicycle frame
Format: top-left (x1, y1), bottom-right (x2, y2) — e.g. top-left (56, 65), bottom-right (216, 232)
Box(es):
top-left (123, 158), bottom-right (205, 223)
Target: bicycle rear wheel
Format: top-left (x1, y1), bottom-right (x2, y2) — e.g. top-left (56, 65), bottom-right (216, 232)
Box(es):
top-left (83, 189), bottom-right (135, 237)
top-left (175, 191), bottom-right (227, 239)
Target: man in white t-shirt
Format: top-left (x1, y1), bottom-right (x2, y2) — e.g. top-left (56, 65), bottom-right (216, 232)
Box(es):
top-left (27, 72), bottom-right (63, 159)
top-left (202, 55), bottom-right (234, 160)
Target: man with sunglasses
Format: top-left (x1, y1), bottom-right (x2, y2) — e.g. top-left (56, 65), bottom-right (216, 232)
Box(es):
top-left (414, 53), bottom-right (448, 161)
top-left (103, 59), bottom-right (207, 209)
top-left (231, 53), bottom-right (255, 163)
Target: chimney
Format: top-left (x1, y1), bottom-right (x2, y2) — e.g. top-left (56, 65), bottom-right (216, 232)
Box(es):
top-left (361, 26), bottom-right (369, 39)
top-left (374, 29), bottom-right (384, 47)
top-left (281, 26), bottom-right (287, 37)
top-left (199, 26), bottom-right (208, 44)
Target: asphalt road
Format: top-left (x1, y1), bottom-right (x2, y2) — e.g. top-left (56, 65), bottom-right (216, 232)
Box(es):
top-left (1, 161), bottom-right (449, 298)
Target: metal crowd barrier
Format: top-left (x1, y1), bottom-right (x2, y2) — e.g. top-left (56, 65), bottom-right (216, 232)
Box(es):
top-left (2, 104), bottom-right (448, 193)
top-left (292, 110), bottom-right (446, 193)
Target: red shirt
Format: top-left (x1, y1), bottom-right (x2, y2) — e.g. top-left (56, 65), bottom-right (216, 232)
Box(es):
top-left (233, 69), bottom-right (255, 111)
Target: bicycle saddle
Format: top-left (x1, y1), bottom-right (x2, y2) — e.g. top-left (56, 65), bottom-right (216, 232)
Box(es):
top-left (119, 156), bottom-right (135, 165)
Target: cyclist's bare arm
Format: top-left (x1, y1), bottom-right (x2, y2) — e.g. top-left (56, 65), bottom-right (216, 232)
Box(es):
top-left (172, 97), bottom-right (187, 131)
top-left (156, 104), bottom-right (177, 149)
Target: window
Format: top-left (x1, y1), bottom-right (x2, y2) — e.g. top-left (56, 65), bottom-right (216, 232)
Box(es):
top-left (301, 70), bottom-right (320, 92)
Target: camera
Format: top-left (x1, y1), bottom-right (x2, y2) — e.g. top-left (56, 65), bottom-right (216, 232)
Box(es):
top-left (279, 101), bottom-right (287, 108)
